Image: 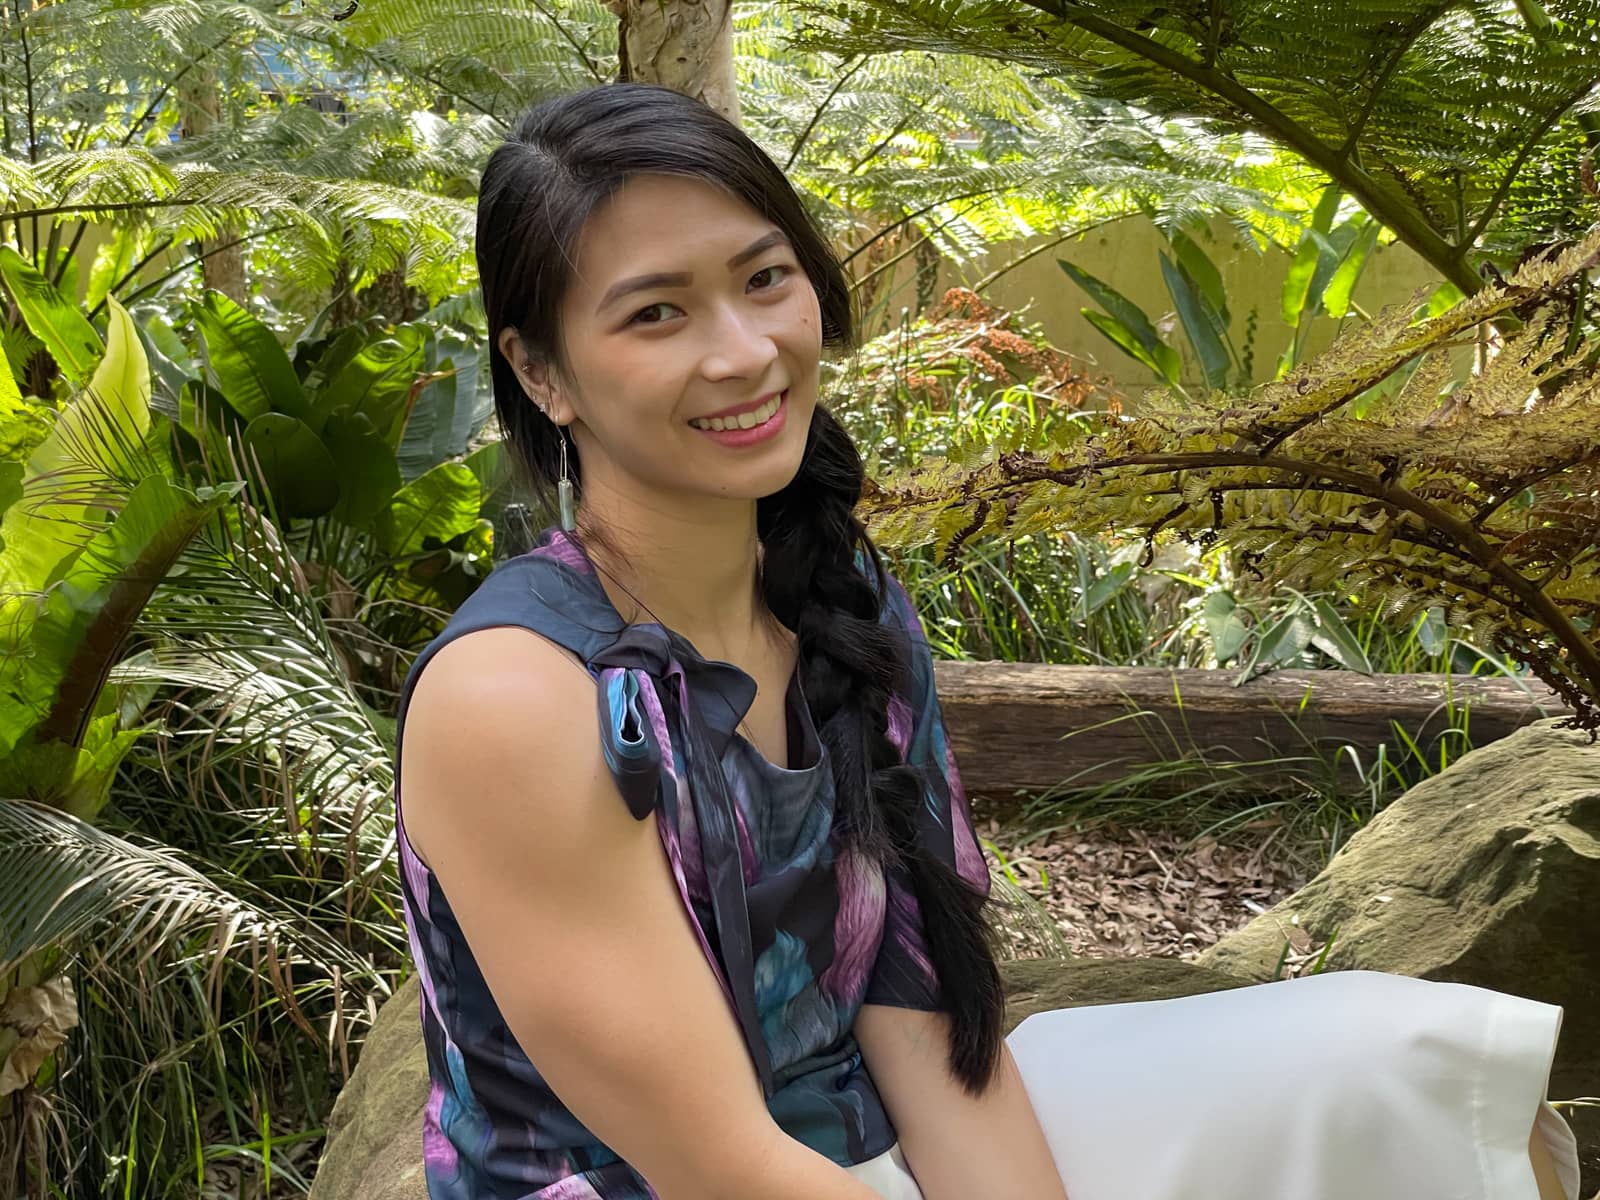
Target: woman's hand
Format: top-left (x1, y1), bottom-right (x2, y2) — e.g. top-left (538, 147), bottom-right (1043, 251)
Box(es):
top-left (855, 1004), bottom-right (1069, 1200)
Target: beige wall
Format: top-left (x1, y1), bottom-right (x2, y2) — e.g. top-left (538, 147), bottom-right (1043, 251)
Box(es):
top-left (874, 215), bottom-right (1449, 400)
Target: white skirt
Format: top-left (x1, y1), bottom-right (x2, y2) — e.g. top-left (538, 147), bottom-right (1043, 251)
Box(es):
top-left (845, 971), bottom-right (1581, 1200)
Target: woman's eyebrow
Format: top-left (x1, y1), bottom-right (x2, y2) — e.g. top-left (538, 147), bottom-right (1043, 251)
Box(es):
top-left (595, 229), bottom-right (791, 313)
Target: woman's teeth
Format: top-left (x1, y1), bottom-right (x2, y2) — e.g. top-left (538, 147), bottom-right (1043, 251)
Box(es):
top-left (689, 392), bottom-right (783, 431)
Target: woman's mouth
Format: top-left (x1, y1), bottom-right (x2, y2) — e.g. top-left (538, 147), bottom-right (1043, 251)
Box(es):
top-left (688, 390), bottom-right (788, 446)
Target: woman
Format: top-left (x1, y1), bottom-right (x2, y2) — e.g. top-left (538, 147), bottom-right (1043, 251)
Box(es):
top-left (394, 82), bottom-right (1580, 1200)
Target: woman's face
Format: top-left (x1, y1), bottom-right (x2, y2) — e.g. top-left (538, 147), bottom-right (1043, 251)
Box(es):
top-left (503, 173), bottom-right (825, 509)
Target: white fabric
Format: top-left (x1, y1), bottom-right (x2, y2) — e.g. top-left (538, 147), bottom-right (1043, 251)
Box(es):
top-left (844, 970), bottom-right (1579, 1200)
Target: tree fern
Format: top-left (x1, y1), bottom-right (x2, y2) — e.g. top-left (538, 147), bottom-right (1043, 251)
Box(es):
top-left (862, 232), bottom-right (1600, 731)
top-left (794, 0), bottom-right (1600, 292)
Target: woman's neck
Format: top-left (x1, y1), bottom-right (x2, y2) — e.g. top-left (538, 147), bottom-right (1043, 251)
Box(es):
top-left (575, 500), bottom-right (782, 665)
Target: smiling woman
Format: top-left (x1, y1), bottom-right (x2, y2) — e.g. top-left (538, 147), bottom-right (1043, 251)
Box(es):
top-left (393, 81), bottom-right (1579, 1200)
top-left (495, 174), bottom-right (814, 490)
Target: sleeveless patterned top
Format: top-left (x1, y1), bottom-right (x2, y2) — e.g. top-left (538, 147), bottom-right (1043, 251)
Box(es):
top-left (394, 525), bottom-right (989, 1198)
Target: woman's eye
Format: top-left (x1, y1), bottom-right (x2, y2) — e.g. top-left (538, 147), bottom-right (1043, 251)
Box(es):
top-left (628, 302), bottom-right (679, 326)
top-left (750, 264), bottom-right (792, 290)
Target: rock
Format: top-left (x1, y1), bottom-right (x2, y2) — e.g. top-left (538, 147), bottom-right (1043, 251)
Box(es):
top-left (311, 973), bottom-right (429, 1200)
top-left (1000, 957), bottom-right (1248, 1034)
top-left (1199, 717), bottom-right (1600, 1190)
top-left (310, 959), bottom-right (1248, 1197)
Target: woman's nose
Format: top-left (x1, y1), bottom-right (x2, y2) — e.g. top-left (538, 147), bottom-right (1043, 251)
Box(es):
top-left (700, 305), bottom-right (780, 380)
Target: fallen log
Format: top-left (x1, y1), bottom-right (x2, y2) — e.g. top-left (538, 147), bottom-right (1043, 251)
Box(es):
top-left (932, 662), bottom-right (1568, 800)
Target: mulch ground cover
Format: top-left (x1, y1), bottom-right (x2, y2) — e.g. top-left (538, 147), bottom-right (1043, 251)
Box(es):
top-left (978, 815), bottom-right (1314, 961)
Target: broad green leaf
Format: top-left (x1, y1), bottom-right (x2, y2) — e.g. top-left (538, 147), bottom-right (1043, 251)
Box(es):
top-left (1415, 606), bottom-right (1449, 657)
top-left (0, 339), bottom-right (20, 408)
top-left (378, 462), bottom-right (481, 557)
top-left (240, 413), bottom-right (340, 519)
top-left (0, 364), bottom-right (49, 468)
top-left (1082, 310), bottom-right (1182, 385)
top-left (1304, 224), bottom-right (1360, 317)
top-left (0, 247), bottom-right (103, 385)
top-left (0, 461), bottom-right (22, 539)
top-left (1203, 592), bottom-right (1252, 665)
top-left (1280, 232), bottom-right (1326, 327)
top-left (192, 291), bottom-right (308, 423)
top-left (1309, 597), bottom-right (1374, 673)
top-left (1279, 186), bottom-right (1345, 327)
top-left (1235, 607), bottom-right (1313, 682)
top-left (1057, 259), bottom-right (1168, 359)
top-left (1169, 228), bottom-right (1229, 324)
top-left (135, 312), bottom-right (195, 416)
top-left (1159, 251), bottom-right (1231, 390)
top-left (88, 297), bottom-right (152, 438)
top-left (26, 296), bottom-right (155, 491)
top-left (398, 344), bottom-right (495, 481)
top-left (1310, 183), bottom-right (1344, 236)
top-left (1323, 220), bottom-right (1380, 319)
top-left (85, 226), bottom-right (140, 316)
top-left (316, 327), bottom-right (426, 444)
top-left (398, 360), bottom-right (458, 483)
top-left (0, 475), bottom-right (232, 778)
top-left (1425, 282), bottom-right (1466, 318)
top-left (463, 441), bottom-right (516, 521)
top-left (1255, 609), bottom-right (1316, 667)
top-left (323, 411), bottom-right (401, 527)
top-left (1082, 561), bottom-right (1135, 616)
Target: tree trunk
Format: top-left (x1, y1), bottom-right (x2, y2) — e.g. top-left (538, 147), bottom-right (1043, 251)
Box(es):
top-left (608, 0), bottom-right (741, 127)
top-left (178, 70), bottom-right (247, 303)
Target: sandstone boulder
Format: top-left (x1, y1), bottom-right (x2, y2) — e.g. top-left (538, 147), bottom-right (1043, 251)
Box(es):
top-left (310, 958), bottom-right (1247, 1197)
top-left (1200, 717), bottom-right (1600, 1190)
top-left (312, 972), bottom-right (429, 1200)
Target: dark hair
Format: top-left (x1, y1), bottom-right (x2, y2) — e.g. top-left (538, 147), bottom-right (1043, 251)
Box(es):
top-left (475, 81), bottom-right (1002, 1094)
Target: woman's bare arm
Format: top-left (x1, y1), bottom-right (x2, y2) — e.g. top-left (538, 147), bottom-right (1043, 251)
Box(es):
top-left (402, 626), bottom-right (880, 1200)
top-left (855, 1003), bottom-right (1069, 1200)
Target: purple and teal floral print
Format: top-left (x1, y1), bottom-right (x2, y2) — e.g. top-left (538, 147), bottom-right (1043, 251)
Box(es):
top-left (393, 526), bottom-right (988, 1198)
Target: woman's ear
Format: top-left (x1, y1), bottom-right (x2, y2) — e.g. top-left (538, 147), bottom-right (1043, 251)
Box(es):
top-left (497, 328), bottom-right (538, 395)
top-left (497, 329), bottom-right (564, 418)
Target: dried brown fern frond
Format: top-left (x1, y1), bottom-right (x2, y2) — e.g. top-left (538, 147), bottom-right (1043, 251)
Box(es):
top-left (862, 231), bottom-right (1600, 734)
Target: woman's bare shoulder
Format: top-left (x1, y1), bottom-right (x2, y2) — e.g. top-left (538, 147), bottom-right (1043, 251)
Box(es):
top-left (400, 625), bottom-right (601, 862)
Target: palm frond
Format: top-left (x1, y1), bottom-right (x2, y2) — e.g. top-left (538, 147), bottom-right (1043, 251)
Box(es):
top-left (0, 797), bottom-right (377, 1015)
top-left (739, 6), bottom-right (1301, 277)
top-left (116, 480), bottom-right (399, 898)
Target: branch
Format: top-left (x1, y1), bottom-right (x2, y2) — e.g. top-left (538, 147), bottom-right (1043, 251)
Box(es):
top-left (841, 185), bottom-right (1009, 264)
top-left (785, 55), bottom-right (868, 171)
top-left (972, 213), bottom-right (1132, 292)
top-left (1027, 0), bottom-right (1483, 296)
top-left (119, 35), bottom-right (235, 150)
top-left (528, 0), bottom-right (607, 83)
top-left (1338, 5), bottom-right (1455, 160)
top-left (115, 225), bottom-right (292, 311)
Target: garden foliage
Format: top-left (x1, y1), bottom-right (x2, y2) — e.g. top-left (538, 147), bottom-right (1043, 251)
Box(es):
top-left (863, 234), bottom-right (1600, 732)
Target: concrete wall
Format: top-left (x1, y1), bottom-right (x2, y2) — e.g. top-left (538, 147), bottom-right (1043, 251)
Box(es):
top-left (866, 215), bottom-right (1451, 401)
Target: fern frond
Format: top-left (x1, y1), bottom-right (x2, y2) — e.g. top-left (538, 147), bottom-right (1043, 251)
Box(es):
top-left (862, 230), bottom-right (1600, 731)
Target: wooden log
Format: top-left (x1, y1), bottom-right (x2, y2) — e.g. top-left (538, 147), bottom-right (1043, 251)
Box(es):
top-left (932, 662), bottom-right (1569, 801)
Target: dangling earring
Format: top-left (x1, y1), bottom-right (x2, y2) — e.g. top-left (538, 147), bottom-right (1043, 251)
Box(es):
top-left (525, 364), bottom-right (576, 533)
top-left (536, 394), bottom-right (576, 533)
top-left (555, 421), bottom-right (575, 532)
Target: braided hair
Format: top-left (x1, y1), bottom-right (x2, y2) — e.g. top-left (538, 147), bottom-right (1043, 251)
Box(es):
top-left (476, 80), bottom-right (1003, 1094)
